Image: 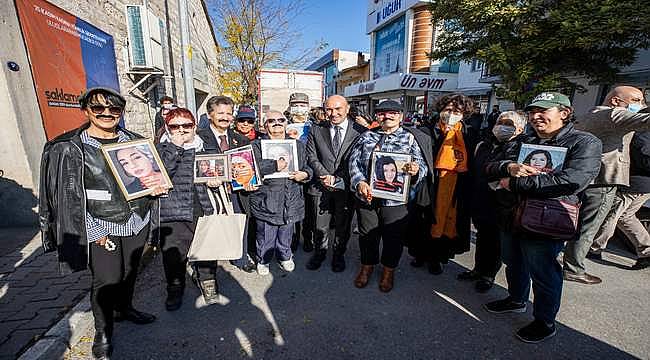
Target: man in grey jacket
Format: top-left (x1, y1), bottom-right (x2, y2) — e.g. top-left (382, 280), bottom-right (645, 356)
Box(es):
top-left (563, 86), bottom-right (650, 284)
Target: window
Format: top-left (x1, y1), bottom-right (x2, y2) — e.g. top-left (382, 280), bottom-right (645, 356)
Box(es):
top-left (438, 58), bottom-right (459, 73)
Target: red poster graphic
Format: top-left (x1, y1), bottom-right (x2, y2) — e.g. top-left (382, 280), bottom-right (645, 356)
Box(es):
top-left (16, 0), bottom-right (120, 140)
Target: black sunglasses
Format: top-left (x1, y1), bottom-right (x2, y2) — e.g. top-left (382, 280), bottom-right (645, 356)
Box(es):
top-left (266, 118), bottom-right (286, 125)
top-left (237, 118), bottom-right (255, 124)
top-left (167, 123), bottom-right (194, 130)
top-left (89, 105), bottom-right (123, 116)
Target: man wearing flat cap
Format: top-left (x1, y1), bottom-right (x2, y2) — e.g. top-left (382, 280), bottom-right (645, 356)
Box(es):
top-left (348, 99), bottom-right (428, 292)
top-left (39, 87), bottom-right (167, 359)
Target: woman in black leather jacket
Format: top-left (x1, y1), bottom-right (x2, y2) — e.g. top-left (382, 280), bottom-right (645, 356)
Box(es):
top-left (483, 92), bottom-right (602, 343)
top-left (156, 107), bottom-right (222, 310)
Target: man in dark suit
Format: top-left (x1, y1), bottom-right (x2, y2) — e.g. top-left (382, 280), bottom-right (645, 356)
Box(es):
top-left (197, 95), bottom-right (255, 272)
top-left (305, 95), bottom-right (366, 272)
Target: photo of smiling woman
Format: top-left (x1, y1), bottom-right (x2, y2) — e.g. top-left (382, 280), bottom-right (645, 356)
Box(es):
top-left (522, 149), bottom-right (554, 173)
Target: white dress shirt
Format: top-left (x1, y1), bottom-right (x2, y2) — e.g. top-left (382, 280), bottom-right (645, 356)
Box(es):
top-left (329, 118), bottom-right (349, 148)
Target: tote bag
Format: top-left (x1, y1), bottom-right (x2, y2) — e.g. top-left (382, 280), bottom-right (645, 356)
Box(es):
top-left (188, 186), bottom-right (246, 261)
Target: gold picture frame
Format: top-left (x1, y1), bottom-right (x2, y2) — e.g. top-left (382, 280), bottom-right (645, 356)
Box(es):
top-left (101, 138), bottom-right (173, 200)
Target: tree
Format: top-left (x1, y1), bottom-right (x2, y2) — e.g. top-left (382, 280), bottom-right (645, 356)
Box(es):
top-left (429, 0), bottom-right (650, 106)
top-left (208, 0), bottom-right (327, 104)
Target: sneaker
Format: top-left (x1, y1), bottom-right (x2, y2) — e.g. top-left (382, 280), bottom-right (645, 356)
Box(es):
top-left (257, 263), bottom-right (270, 275)
top-left (279, 258), bottom-right (295, 272)
top-left (484, 297), bottom-right (526, 314)
top-left (516, 320), bottom-right (557, 343)
top-left (631, 257), bottom-right (650, 270)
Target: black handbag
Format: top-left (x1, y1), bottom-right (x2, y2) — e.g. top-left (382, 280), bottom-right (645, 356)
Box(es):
top-left (514, 197), bottom-right (581, 240)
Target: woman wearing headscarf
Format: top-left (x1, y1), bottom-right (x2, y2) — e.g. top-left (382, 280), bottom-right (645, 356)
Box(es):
top-left (458, 111), bottom-right (527, 293)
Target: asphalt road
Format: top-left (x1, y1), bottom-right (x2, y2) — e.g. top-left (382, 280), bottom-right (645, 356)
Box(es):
top-left (66, 235), bottom-right (649, 360)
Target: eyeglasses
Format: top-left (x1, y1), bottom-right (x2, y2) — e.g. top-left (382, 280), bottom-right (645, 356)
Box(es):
top-left (266, 118), bottom-right (286, 125)
top-left (167, 123), bottom-right (194, 130)
top-left (237, 118), bottom-right (255, 124)
top-left (89, 105), bottom-right (123, 116)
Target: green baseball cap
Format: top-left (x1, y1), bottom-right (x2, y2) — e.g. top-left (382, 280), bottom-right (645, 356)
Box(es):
top-left (525, 92), bottom-right (571, 111)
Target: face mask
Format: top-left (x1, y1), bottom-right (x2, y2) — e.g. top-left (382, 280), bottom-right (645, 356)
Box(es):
top-left (442, 112), bottom-right (463, 126)
top-left (290, 106), bottom-right (309, 116)
top-left (162, 103), bottom-right (175, 110)
top-left (492, 125), bottom-right (516, 142)
top-left (627, 103), bottom-right (643, 113)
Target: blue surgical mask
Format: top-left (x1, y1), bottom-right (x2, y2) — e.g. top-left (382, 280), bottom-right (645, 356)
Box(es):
top-left (627, 103), bottom-right (643, 113)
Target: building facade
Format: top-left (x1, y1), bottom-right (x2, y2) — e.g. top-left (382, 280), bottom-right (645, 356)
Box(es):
top-left (306, 49), bottom-right (370, 99)
top-left (0, 0), bottom-right (221, 226)
top-left (344, 0), bottom-right (461, 115)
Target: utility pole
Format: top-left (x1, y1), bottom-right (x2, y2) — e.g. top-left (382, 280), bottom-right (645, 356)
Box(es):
top-left (178, 0), bottom-right (195, 114)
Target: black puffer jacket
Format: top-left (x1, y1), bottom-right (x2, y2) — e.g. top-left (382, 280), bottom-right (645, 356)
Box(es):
top-left (248, 137), bottom-right (313, 225)
top-left (157, 142), bottom-right (214, 222)
top-left (486, 122), bottom-right (602, 203)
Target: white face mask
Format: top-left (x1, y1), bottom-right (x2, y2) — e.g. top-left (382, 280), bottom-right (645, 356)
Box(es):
top-left (289, 106), bottom-right (309, 116)
top-left (442, 112), bottom-right (463, 126)
top-left (492, 125), bottom-right (517, 142)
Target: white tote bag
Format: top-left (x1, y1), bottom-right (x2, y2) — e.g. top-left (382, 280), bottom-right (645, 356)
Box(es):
top-left (188, 186), bottom-right (245, 261)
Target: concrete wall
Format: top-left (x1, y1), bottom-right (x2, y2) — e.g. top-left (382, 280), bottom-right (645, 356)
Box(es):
top-left (0, 0), bottom-right (220, 227)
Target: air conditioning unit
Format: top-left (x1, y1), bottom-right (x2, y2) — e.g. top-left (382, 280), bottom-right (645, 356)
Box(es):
top-left (125, 5), bottom-right (164, 70)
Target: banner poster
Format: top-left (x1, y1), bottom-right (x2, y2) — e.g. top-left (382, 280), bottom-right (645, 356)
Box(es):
top-left (16, 0), bottom-right (120, 140)
top-left (373, 14), bottom-right (405, 80)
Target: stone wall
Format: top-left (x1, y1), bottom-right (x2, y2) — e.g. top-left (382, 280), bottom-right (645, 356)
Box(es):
top-left (0, 0), bottom-right (220, 226)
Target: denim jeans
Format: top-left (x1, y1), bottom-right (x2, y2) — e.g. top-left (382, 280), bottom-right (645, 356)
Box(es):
top-left (501, 230), bottom-right (564, 325)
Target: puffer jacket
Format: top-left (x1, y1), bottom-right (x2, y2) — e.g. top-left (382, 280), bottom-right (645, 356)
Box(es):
top-left (157, 142), bottom-right (214, 222)
top-left (248, 137), bottom-right (313, 225)
top-left (486, 122), bottom-right (602, 203)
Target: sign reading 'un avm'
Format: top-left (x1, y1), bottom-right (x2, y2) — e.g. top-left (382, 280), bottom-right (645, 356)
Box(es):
top-left (16, 0), bottom-right (120, 140)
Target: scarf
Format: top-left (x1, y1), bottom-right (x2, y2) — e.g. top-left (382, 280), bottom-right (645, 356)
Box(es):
top-left (160, 130), bottom-right (205, 152)
top-left (430, 122), bottom-right (468, 239)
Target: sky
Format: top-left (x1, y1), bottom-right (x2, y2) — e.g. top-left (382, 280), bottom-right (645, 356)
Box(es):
top-left (296, 1), bottom-right (371, 57)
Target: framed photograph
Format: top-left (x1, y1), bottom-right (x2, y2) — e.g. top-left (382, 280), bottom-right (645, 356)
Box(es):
top-left (517, 144), bottom-right (567, 174)
top-left (369, 151), bottom-right (412, 202)
top-left (260, 139), bottom-right (299, 179)
top-left (224, 145), bottom-right (260, 191)
top-left (194, 154), bottom-right (229, 183)
top-left (101, 139), bottom-right (172, 200)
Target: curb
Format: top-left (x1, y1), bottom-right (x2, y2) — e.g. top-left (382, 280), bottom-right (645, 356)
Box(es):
top-left (17, 245), bottom-right (157, 359)
top-left (18, 293), bottom-right (93, 360)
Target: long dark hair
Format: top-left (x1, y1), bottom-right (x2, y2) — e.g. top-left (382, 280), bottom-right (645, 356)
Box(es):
top-left (375, 156), bottom-right (398, 181)
top-left (523, 149), bottom-right (553, 169)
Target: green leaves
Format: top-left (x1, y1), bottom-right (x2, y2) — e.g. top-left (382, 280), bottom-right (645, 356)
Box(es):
top-left (429, 0), bottom-right (649, 106)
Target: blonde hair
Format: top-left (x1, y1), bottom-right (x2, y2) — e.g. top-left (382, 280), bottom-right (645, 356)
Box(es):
top-left (498, 111), bottom-right (527, 129)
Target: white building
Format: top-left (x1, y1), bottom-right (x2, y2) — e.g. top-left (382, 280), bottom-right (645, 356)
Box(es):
top-left (306, 49), bottom-right (370, 99)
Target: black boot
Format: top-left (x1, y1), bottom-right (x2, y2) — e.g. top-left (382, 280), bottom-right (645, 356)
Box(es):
top-left (306, 250), bottom-right (327, 270)
top-left (165, 280), bottom-right (184, 311)
top-left (114, 308), bottom-right (156, 324)
top-left (92, 331), bottom-right (113, 360)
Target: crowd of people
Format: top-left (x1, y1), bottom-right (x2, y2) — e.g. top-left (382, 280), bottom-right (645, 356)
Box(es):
top-left (39, 85), bottom-right (649, 359)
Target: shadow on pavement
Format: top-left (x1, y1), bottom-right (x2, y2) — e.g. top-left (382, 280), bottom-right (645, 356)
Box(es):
top-left (98, 244), bottom-right (640, 360)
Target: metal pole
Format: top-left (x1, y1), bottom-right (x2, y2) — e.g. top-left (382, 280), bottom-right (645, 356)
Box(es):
top-left (178, 0), bottom-right (196, 114)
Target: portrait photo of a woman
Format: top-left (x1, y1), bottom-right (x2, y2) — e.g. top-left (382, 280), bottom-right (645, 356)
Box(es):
top-left (103, 139), bottom-right (172, 199)
top-left (522, 149), bottom-right (554, 173)
top-left (372, 156), bottom-right (404, 193)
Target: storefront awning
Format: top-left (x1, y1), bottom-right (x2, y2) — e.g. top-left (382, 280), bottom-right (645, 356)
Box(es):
top-left (344, 72), bottom-right (458, 98)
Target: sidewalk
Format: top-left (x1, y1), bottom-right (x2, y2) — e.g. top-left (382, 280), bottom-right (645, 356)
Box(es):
top-left (61, 237), bottom-right (648, 359)
top-left (0, 227), bottom-right (90, 359)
